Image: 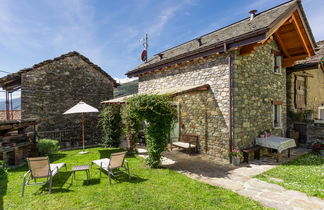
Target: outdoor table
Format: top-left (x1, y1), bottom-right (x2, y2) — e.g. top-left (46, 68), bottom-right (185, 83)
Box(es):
top-left (71, 164), bottom-right (90, 184)
top-left (256, 136), bottom-right (296, 162)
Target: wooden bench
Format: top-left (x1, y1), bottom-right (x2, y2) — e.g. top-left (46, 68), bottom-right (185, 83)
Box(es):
top-left (242, 146), bottom-right (261, 163)
top-left (171, 134), bottom-right (198, 155)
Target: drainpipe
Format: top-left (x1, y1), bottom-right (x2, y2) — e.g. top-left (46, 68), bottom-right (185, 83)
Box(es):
top-left (227, 54), bottom-right (234, 163)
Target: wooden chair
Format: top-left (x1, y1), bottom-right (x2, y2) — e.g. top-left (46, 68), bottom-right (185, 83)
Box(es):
top-left (91, 152), bottom-right (130, 184)
top-left (171, 134), bottom-right (198, 155)
top-left (22, 157), bottom-right (66, 196)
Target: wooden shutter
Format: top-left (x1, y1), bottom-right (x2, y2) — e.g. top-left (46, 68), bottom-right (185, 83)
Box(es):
top-left (295, 76), bottom-right (306, 109)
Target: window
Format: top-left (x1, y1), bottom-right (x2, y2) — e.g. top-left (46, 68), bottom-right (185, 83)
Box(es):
top-left (273, 54), bottom-right (282, 73)
top-left (273, 104), bottom-right (281, 128)
top-left (272, 50), bottom-right (282, 74)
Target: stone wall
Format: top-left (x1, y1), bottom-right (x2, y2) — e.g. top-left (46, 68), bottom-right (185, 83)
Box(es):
top-left (138, 40), bottom-right (288, 158)
top-left (233, 40), bottom-right (287, 148)
top-left (173, 89), bottom-right (229, 159)
top-left (139, 53), bottom-right (231, 160)
top-left (21, 55), bottom-right (114, 143)
top-left (287, 66), bottom-right (324, 118)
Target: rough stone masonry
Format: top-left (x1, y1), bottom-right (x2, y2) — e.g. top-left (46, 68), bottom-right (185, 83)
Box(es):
top-left (21, 53), bottom-right (115, 146)
top-left (138, 40), bottom-right (286, 160)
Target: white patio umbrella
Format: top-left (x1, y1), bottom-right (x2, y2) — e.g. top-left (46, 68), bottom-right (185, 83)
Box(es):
top-left (63, 101), bottom-right (99, 154)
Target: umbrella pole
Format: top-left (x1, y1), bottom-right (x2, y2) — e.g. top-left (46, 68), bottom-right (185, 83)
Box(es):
top-left (82, 112), bottom-right (85, 152)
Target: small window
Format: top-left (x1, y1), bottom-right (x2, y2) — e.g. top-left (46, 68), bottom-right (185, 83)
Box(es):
top-left (273, 104), bottom-right (281, 128)
top-left (273, 54), bottom-right (282, 74)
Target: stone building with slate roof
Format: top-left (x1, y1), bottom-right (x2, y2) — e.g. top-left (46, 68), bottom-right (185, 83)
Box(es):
top-left (287, 40), bottom-right (324, 119)
top-left (122, 0), bottom-right (317, 160)
top-left (0, 51), bottom-right (117, 147)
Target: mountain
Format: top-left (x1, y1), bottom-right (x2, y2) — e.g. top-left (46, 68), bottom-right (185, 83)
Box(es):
top-left (0, 98), bottom-right (21, 110)
top-left (114, 80), bottom-right (138, 98)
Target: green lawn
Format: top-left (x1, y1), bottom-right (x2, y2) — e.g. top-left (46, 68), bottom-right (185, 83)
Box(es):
top-left (256, 153), bottom-right (324, 199)
top-left (0, 147), bottom-right (267, 210)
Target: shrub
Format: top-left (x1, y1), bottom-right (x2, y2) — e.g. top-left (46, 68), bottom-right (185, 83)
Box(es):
top-left (288, 110), bottom-right (304, 122)
top-left (37, 139), bottom-right (60, 155)
top-left (99, 105), bottom-right (122, 147)
top-left (0, 160), bottom-right (8, 180)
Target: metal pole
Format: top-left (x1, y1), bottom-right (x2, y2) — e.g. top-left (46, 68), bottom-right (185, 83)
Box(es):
top-left (145, 33), bottom-right (148, 60)
top-left (82, 113), bottom-right (85, 152)
top-left (5, 91), bottom-right (9, 120)
top-left (10, 92), bottom-right (13, 120)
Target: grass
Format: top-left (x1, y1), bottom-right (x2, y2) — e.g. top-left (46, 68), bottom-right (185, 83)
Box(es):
top-left (256, 153), bottom-right (324, 199)
top-left (0, 147), bottom-right (267, 210)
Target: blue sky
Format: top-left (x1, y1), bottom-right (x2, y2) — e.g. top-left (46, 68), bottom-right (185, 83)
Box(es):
top-left (0, 0), bottom-right (323, 85)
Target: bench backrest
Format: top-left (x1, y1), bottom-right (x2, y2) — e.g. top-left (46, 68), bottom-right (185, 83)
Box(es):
top-left (180, 134), bottom-right (198, 144)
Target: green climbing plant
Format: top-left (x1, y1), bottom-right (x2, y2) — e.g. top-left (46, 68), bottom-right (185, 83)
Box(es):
top-left (99, 104), bottom-right (122, 147)
top-left (122, 105), bottom-right (141, 152)
top-left (123, 94), bottom-right (177, 168)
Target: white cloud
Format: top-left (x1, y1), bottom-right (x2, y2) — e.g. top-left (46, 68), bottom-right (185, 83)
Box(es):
top-left (114, 77), bottom-right (137, 84)
top-left (148, 5), bottom-right (181, 36)
top-left (148, 0), bottom-right (194, 36)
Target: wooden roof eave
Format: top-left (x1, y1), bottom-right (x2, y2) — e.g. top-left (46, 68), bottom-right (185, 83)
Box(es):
top-left (101, 84), bottom-right (210, 104)
top-left (263, 10), bottom-right (315, 67)
top-left (262, 3), bottom-right (299, 43)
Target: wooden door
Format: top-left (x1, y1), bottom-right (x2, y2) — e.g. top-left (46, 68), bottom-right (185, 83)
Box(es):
top-left (170, 103), bottom-right (180, 142)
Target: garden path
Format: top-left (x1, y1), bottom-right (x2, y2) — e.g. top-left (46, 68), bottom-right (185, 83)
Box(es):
top-left (138, 148), bottom-right (324, 209)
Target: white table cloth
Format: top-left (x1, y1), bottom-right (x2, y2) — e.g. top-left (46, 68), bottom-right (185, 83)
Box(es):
top-left (256, 136), bottom-right (296, 153)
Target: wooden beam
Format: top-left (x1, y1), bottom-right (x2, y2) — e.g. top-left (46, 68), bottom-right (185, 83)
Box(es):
top-left (274, 32), bottom-right (290, 57)
top-left (296, 8), bottom-right (316, 52)
top-left (283, 54), bottom-right (308, 67)
top-left (291, 13), bottom-right (311, 56)
top-left (262, 6), bottom-right (298, 43)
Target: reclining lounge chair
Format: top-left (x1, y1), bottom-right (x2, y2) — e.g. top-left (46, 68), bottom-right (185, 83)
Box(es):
top-left (92, 151), bottom-right (130, 184)
top-left (22, 157), bottom-right (66, 196)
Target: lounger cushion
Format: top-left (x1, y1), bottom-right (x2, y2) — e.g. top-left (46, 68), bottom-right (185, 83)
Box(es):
top-left (92, 158), bottom-right (110, 170)
top-left (50, 163), bottom-right (65, 176)
top-left (172, 142), bottom-right (195, 149)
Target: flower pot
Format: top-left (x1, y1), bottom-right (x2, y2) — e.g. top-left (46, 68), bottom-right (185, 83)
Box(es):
top-left (320, 150), bottom-right (324, 156)
top-left (231, 157), bottom-right (240, 166)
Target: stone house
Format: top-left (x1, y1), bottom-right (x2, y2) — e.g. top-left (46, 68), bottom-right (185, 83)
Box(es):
top-left (0, 52), bottom-right (117, 146)
top-left (122, 0), bottom-right (316, 160)
top-left (287, 40), bottom-right (324, 119)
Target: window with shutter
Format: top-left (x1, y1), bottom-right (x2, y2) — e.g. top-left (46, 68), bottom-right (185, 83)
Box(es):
top-left (273, 104), bottom-right (281, 128)
top-left (272, 50), bottom-right (282, 73)
top-left (295, 76), bottom-right (306, 109)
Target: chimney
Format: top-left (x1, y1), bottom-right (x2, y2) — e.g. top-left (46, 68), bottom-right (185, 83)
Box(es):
top-left (249, 10), bottom-right (257, 20)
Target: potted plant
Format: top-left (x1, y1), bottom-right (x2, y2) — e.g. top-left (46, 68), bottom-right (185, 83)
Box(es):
top-left (304, 109), bottom-right (314, 120)
top-left (312, 139), bottom-right (324, 156)
top-left (230, 149), bottom-right (243, 166)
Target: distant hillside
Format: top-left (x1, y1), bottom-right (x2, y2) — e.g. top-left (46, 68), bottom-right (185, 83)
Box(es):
top-left (114, 80), bottom-right (138, 98)
top-left (0, 98), bottom-right (21, 110)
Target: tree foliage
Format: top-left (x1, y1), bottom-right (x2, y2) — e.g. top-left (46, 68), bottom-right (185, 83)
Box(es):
top-left (99, 105), bottom-right (122, 147)
top-left (124, 94), bottom-right (177, 168)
